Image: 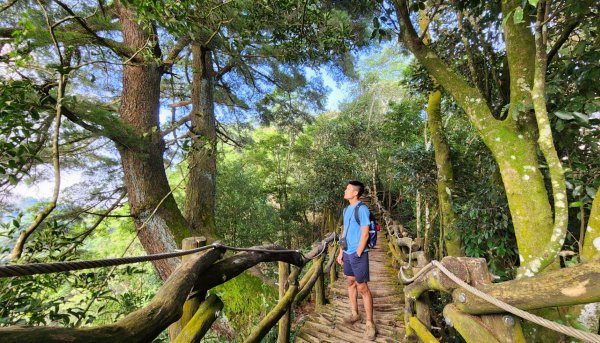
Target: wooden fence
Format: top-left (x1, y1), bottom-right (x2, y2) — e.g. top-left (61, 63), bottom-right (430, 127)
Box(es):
top-left (0, 233), bottom-right (338, 343)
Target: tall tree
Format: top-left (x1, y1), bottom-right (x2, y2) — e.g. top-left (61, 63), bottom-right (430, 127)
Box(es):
top-left (418, 11), bottom-right (462, 256)
top-left (387, 0), bottom-right (593, 278)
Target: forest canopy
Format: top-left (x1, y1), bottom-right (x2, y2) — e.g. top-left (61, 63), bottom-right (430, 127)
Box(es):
top-left (0, 0), bottom-right (598, 341)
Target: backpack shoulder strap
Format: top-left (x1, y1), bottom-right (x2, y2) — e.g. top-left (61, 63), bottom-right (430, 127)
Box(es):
top-left (342, 207), bottom-right (348, 238)
top-left (354, 203), bottom-right (363, 225)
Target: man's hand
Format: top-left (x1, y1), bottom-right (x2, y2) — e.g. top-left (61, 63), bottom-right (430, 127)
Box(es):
top-left (337, 252), bottom-right (343, 265)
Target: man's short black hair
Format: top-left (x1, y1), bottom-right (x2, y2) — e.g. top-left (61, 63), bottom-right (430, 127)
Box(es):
top-left (348, 180), bottom-right (365, 198)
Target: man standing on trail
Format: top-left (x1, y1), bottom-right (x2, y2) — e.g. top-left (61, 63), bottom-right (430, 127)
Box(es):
top-left (337, 180), bottom-right (377, 340)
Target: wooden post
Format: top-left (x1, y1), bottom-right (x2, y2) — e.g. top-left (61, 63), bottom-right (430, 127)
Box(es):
top-left (169, 236), bottom-right (207, 341)
top-left (409, 317), bottom-right (440, 343)
top-left (442, 305), bottom-right (501, 343)
top-left (245, 267), bottom-right (301, 343)
top-left (172, 294), bottom-right (223, 343)
top-left (315, 257), bottom-right (325, 308)
top-left (277, 262), bottom-right (291, 343)
top-left (329, 245), bottom-right (338, 286)
top-left (295, 256), bottom-right (325, 303)
top-left (413, 250), bottom-right (431, 331)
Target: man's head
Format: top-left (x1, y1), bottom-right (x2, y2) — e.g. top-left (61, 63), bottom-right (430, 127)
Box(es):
top-left (344, 180), bottom-right (365, 201)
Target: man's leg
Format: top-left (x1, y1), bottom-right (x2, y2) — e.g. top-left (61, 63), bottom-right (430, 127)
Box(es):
top-left (342, 255), bottom-right (361, 324)
top-left (353, 252), bottom-right (376, 339)
top-left (356, 282), bottom-right (373, 322)
top-left (346, 276), bottom-right (358, 315)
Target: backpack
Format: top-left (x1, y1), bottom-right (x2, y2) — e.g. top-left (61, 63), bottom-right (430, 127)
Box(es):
top-left (353, 203), bottom-right (380, 249)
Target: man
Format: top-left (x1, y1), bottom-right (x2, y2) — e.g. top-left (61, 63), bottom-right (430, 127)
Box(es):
top-left (337, 180), bottom-right (377, 340)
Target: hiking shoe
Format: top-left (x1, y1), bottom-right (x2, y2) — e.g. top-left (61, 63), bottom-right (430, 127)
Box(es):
top-left (342, 312), bottom-right (361, 325)
top-left (365, 321), bottom-right (377, 340)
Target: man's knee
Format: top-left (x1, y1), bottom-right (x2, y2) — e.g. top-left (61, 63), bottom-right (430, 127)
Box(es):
top-left (346, 276), bottom-right (356, 287)
top-left (356, 282), bottom-right (370, 294)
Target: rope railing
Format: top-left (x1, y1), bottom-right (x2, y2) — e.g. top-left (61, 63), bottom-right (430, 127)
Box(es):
top-left (430, 260), bottom-right (600, 343)
top-left (0, 232), bottom-right (338, 343)
top-left (0, 240), bottom-right (329, 278)
top-left (368, 190), bottom-right (600, 343)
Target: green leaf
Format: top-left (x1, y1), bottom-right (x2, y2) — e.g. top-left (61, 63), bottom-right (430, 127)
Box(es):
top-left (8, 175), bottom-right (17, 185)
top-left (569, 201), bottom-right (582, 208)
top-left (528, 0), bottom-right (539, 7)
top-left (572, 112), bottom-right (589, 124)
top-left (372, 17), bottom-right (380, 29)
top-left (586, 186), bottom-right (597, 199)
top-left (513, 7), bottom-right (524, 24)
top-left (554, 111), bottom-right (574, 120)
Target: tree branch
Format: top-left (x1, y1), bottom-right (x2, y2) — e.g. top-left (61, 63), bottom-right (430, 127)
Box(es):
top-left (60, 192), bottom-right (127, 258)
top-left (547, 18), bottom-right (579, 66)
top-left (392, 0), bottom-right (495, 134)
top-left (161, 114), bottom-right (191, 138)
top-left (52, 0), bottom-right (136, 60)
top-left (162, 37), bottom-right (191, 71)
top-left (194, 233), bottom-right (335, 293)
top-left (214, 60), bottom-right (238, 81)
top-left (0, 0), bottom-right (18, 14)
top-left (0, 248), bottom-right (226, 343)
top-left (216, 121), bottom-right (243, 148)
top-left (10, 74), bottom-right (65, 261)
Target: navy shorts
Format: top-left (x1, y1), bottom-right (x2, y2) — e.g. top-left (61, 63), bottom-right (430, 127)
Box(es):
top-left (343, 251), bottom-right (370, 283)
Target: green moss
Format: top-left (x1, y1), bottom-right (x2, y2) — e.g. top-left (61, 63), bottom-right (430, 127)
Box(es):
top-left (208, 272), bottom-right (278, 338)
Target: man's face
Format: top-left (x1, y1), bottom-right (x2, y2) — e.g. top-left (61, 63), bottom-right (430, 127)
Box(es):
top-left (344, 184), bottom-right (358, 200)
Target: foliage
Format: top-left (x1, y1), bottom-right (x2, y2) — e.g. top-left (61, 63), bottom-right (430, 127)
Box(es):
top-left (0, 207), bottom-right (161, 327)
top-left (215, 156), bottom-right (279, 247)
top-left (208, 272), bottom-right (277, 339)
top-left (0, 80), bottom-right (48, 190)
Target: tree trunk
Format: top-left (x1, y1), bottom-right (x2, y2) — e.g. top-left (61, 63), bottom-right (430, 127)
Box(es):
top-left (582, 188), bottom-right (600, 261)
top-left (393, 0), bottom-right (557, 275)
top-left (418, 10), bottom-right (462, 256)
top-left (427, 88), bottom-right (462, 256)
top-left (184, 43), bottom-right (217, 239)
top-left (576, 187), bottom-right (600, 333)
top-left (117, 2), bottom-right (192, 280)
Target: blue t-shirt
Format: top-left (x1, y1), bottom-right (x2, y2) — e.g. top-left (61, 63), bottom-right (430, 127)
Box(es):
top-left (343, 201), bottom-right (371, 254)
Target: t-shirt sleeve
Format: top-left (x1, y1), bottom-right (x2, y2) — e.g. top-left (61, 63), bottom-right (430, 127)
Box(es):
top-left (358, 206), bottom-right (370, 228)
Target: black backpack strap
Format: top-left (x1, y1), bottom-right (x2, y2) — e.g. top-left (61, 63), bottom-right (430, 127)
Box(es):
top-left (342, 207), bottom-right (348, 238)
top-left (354, 203), bottom-right (363, 226)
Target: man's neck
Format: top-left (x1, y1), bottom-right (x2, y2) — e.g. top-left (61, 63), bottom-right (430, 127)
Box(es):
top-left (348, 198), bottom-right (360, 206)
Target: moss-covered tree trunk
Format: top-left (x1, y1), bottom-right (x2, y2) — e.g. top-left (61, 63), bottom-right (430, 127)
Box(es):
top-left (393, 0), bottom-right (564, 277)
top-left (529, 0), bottom-right (568, 273)
top-left (184, 43), bottom-right (217, 239)
top-left (418, 11), bottom-right (463, 257)
top-left (116, 2), bottom-right (192, 280)
top-left (577, 187), bottom-right (600, 332)
top-left (582, 188), bottom-right (600, 261)
top-left (426, 89), bottom-right (462, 256)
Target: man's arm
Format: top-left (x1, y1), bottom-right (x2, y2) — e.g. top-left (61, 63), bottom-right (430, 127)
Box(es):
top-left (356, 225), bottom-right (369, 257)
top-left (337, 226), bottom-right (345, 265)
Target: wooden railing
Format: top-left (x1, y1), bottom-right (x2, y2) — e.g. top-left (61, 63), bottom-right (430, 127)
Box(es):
top-left (369, 192), bottom-right (600, 343)
top-left (0, 233), bottom-right (339, 343)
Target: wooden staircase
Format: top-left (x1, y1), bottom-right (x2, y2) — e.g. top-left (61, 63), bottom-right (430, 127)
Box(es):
top-left (295, 233), bottom-right (406, 342)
